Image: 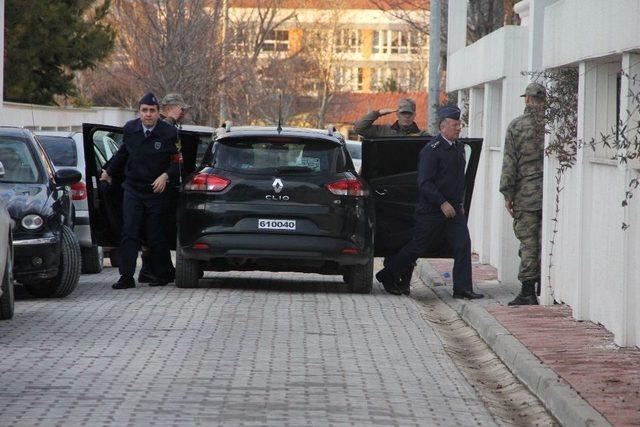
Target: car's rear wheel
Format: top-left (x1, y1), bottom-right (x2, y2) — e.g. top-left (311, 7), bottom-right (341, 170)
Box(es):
top-left (81, 245), bottom-right (103, 274)
top-left (25, 225), bottom-right (81, 298)
top-left (175, 244), bottom-right (201, 288)
top-left (346, 257), bottom-right (373, 294)
top-left (0, 247), bottom-right (15, 320)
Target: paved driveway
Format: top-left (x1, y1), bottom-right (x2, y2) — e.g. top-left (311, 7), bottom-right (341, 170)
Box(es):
top-left (0, 266), bottom-right (496, 426)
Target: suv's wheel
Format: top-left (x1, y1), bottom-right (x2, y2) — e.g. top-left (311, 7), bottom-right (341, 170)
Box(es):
top-left (175, 244), bottom-right (201, 288)
top-left (81, 245), bottom-right (103, 274)
top-left (346, 256), bottom-right (373, 294)
top-left (0, 247), bottom-right (15, 320)
top-left (25, 225), bottom-right (81, 298)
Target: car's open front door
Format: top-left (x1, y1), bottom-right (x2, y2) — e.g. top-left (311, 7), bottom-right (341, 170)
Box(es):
top-left (82, 123), bottom-right (213, 250)
top-left (361, 136), bottom-right (483, 258)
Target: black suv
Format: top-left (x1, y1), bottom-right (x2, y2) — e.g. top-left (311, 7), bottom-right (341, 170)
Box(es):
top-left (0, 127), bottom-right (82, 297)
top-left (82, 123), bottom-right (482, 293)
top-left (176, 127), bottom-right (375, 292)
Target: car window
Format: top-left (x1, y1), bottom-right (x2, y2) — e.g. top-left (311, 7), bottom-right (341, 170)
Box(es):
top-left (346, 141), bottom-right (362, 160)
top-left (37, 136), bottom-right (78, 167)
top-left (213, 138), bottom-right (345, 175)
top-left (0, 138), bottom-right (42, 183)
top-left (93, 131), bottom-right (123, 161)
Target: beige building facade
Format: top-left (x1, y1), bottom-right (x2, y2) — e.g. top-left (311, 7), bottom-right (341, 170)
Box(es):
top-left (229, 0), bottom-right (429, 93)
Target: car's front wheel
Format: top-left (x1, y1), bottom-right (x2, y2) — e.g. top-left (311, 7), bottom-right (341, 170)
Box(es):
top-left (175, 243), bottom-right (201, 288)
top-left (0, 245), bottom-right (15, 320)
top-left (25, 225), bottom-right (81, 298)
top-left (81, 245), bottom-right (103, 274)
top-left (346, 257), bottom-right (373, 294)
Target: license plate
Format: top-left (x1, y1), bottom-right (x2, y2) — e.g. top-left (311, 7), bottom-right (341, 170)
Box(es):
top-left (258, 219), bottom-right (296, 231)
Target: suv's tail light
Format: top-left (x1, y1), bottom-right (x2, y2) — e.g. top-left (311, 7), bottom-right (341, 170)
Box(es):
top-left (325, 178), bottom-right (367, 197)
top-left (185, 172), bottom-right (230, 192)
top-left (70, 181), bottom-right (87, 200)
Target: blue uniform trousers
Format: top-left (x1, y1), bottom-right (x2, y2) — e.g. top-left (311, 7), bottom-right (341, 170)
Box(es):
top-left (389, 209), bottom-right (473, 293)
top-left (120, 189), bottom-right (173, 282)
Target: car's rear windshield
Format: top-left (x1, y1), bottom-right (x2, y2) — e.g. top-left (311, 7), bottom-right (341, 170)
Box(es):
top-left (0, 138), bottom-right (41, 183)
top-left (213, 137), bottom-right (346, 175)
top-left (38, 136), bottom-right (77, 167)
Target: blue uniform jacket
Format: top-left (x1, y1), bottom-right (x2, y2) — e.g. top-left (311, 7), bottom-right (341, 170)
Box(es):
top-left (107, 118), bottom-right (179, 195)
top-left (416, 133), bottom-right (466, 214)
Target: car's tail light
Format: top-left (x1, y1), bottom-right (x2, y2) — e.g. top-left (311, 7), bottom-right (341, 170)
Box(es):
top-left (325, 178), bottom-right (367, 197)
top-left (70, 181), bottom-right (87, 200)
top-left (185, 172), bottom-right (230, 192)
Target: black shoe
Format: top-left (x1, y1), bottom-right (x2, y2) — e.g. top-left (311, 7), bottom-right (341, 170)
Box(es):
top-left (508, 294), bottom-right (538, 306)
top-left (452, 290), bottom-right (484, 299)
top-left (112, 276), bottom-right (135, 289)
top-left (376, 269), bottom-right (403, 295)
top-left (400, 286), bottom-right (411, 296)
top-left (148, 281), bottom-right (168, 287)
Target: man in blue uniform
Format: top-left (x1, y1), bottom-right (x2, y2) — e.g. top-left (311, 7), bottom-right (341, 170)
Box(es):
top-left (100, 92), bottom-right (180, 289)
top-left (376, 106), bottom-right (484, 299)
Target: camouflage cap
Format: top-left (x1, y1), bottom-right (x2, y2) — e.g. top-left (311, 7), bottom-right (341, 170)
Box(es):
top-left (161, 93), bottom-right (191, 109)
top-left (398, 98), bottom-right (416, 114)
top-left (521, 82), bottom-right (546, 99)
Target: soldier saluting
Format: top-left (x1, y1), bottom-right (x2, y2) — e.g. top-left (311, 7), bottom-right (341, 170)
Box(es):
top-left (500, 82), bottom-right (546, 305)
top-left (376, 106), bottom-right (483, 299)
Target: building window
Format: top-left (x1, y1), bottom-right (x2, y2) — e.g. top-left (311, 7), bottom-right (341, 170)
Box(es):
top-left (373, 30), bottom-right (425, 55)
top-left (372, 67), bottom-right (423, 92)
top-left (335, 29), bottom-right (362, 54)
top-left (263, 29), bottom-right (289, 52)
top-left (337, 67), bottom-right (364, 92)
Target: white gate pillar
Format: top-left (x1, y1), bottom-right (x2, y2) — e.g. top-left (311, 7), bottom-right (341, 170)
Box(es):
top-left (619, 53), bottom-right (640, 346)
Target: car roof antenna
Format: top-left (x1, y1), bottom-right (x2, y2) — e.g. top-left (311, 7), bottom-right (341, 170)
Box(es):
top-left (276, 93), bottom-right (283, 134)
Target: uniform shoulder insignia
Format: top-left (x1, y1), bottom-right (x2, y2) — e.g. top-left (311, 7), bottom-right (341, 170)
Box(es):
top-left (429, 140), bottom-right (441, 149)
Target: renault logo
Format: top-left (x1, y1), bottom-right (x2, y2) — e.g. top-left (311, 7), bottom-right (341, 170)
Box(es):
top-left (272, 178), bottom-right (284, 194)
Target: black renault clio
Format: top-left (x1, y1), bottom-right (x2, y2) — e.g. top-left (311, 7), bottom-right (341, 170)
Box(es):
top-left (82, 123), bottom-right (482, 294)
top-left (176, 127), bottom-right (375, 292)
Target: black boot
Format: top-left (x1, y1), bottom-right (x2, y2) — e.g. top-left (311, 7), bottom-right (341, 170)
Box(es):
top-left (508, 280), bottom-right (538, 306)
top-left (112, 276), bottom-right (135, 290)
top-left (375, 268), bottom-right (403, 295)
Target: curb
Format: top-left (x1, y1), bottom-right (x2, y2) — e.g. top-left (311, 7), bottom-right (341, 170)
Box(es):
top-left (416, 260), bottom-right (611, 427)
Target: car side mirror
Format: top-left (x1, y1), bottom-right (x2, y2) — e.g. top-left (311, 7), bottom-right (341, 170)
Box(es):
top-left (55, 168), bottom-right (82, 186)
top-left (0, 161), bottom-right (4, 178)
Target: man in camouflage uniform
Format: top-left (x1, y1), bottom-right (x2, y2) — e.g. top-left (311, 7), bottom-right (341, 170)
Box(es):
top-left (160, 93), bottom-right (190, 128)
top-left (355, 98), bottom-right (421, 294)
top-left (499, 82), bottom-right (546, 305)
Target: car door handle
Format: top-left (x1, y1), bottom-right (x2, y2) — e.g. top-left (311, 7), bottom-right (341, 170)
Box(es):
top-left (375, 189), bottom-right (388, 196)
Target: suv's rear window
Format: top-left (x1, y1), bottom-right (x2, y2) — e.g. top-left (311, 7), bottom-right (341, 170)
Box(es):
top-left (213, 138), bottom-right (345, 174)
top-left (38, 136), bottom-right (77, 167)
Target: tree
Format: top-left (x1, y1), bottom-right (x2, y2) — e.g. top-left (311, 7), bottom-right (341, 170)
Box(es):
top-left (103, 0), bottom-right (225, 124)
top-left (4, 0), bottom-right (115, 105)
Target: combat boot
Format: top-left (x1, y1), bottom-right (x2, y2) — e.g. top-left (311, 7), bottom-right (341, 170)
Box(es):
top-left (508, 280), bottom-right (538, 306)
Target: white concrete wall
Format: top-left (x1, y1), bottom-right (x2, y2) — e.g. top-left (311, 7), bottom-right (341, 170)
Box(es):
top-left (449, 0), bottom-right (640, 347)
top-left (543, 0), bottom-right (640, 69)
top-left (0, 102), bottom-right (135, 131)
top-left (447, 7), bottom-right (529, 283)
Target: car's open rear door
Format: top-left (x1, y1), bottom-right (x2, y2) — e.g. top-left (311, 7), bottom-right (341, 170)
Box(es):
top-left (82, 123), bottom-right (213, 249)
top-left (361, 136), bottom-right (483, 258)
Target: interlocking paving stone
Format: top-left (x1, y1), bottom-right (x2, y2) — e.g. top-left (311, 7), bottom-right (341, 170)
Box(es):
top-left (0, 264), bottom-right (496, 426)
